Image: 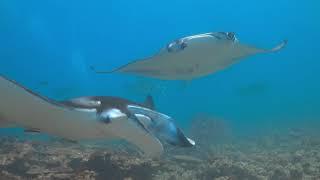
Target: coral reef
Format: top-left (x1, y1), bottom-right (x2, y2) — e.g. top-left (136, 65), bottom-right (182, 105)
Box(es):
top-left (1, 124), bottom-right (320, 180)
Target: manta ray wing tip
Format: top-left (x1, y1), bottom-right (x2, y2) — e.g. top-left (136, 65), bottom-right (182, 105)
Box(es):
top-left (282, 39), bottom-right (288, 46)
top-left (270, 39), bottom-right (288, 52)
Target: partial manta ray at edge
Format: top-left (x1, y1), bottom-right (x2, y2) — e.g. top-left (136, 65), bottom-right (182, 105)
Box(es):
top-left (0, 75), bottom-right (195, 157)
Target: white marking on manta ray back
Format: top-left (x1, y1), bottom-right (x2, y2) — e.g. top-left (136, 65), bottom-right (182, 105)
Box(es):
top-left (70, 98), bottom-right (101, 106)
top-left (100, 108), bottom-right (127, 119)
top-left (127, 105), bottom-right (171, 119)
top-left (183, 33), bottom-right (214, 41)
top-left (135, 114), bottom-right (152, 127)
top-left (74, 108), bottom-right (97, 113)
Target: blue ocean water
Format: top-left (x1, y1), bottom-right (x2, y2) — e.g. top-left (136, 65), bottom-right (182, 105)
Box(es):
top-left (0, 0), bottom-right (319, 137)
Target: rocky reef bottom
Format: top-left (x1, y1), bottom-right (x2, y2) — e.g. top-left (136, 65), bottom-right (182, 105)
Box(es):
top-left (0, 130), bottom-right (320, 180)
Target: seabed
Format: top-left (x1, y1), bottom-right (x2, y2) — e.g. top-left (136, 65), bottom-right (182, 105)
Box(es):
top-left (0, 127), bottom-right (319, 180)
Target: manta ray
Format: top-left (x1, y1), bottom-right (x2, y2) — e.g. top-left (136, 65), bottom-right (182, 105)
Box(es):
top-left (92, 32), bottom-right (287, 80)
top-left (0, 76), bottom-right (194, 157)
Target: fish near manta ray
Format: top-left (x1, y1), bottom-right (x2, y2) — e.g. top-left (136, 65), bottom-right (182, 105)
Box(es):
top-left (92, 32), bottom-right (287, 80)
top-left (0, 76), bottom-right (194, 157)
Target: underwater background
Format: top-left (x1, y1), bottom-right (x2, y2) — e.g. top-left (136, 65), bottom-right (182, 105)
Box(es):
top-left (0, 0), bottom-right (319, 179)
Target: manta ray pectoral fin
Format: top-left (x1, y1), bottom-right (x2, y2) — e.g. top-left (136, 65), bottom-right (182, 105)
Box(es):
top-left (115, 116), bottom-right (164, 157)
top-left (174, 127), bottom-right (195, 147)
top-left (268, 40), bottom-right (288, 52)
top-left (254, 39), bottom-right (288, 54)
top-left (90, 56), bottom-right (157, 75)
top-left (23, 128), bottom-right (78, 143)
top-left (0, 75), bottom-right (102, 141)
top-left (135, 113), bottom-right (195, 147)
top-left (127, 105), bottom-right (195, 147)
top-left (0, 117), bottom-right (15, 128)
top-left (89, 60), bottom-right (142, 74)
top-left (239, 39), bottom-right (288, 56)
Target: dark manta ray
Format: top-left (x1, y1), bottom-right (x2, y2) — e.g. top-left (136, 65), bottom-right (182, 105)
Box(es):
top-left (0, 76), bottom-right (194, 157)
top-left (92, 32), bottom-right (287, 80)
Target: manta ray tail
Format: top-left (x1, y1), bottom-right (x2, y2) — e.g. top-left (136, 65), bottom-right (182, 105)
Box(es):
top-left (90, 65), bottom-right (126, 74)
top-left (269, 40), bottom-right (288, 52)
top-left (90, 65), bottom-right (115, 74)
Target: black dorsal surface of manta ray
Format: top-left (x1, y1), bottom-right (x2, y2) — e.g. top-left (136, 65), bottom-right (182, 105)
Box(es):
top-left (0, 75), bottom-right (194, 157)
top-left (92, 32), bottom-right (287, 80)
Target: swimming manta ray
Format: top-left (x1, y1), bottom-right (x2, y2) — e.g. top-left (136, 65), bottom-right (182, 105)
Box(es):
top-left (92, 32), bottom-right (287, 80)
top-left (0, 76), bottom-right (194, 157)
